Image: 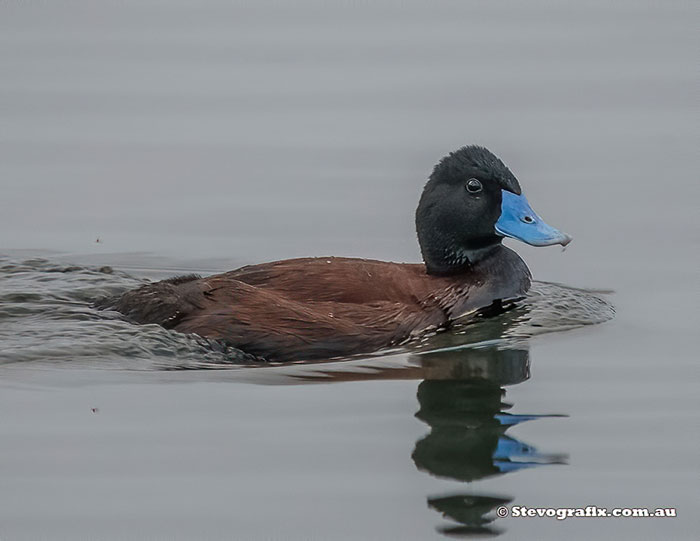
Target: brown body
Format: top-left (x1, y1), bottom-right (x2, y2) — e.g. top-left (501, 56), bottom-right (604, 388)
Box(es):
top-left (112, 247), bottom-right (530, 362)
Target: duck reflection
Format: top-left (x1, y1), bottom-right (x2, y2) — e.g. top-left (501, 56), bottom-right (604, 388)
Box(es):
top-left (213, 305), bottom-right (571, 537)
top-left (411, 345), bottom-right (566, 537)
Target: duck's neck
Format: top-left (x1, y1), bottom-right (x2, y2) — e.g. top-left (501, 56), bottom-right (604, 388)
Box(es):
top-left (428, 244), bottom-right (533, 320)
top-left (421, 236), bottom-right (503, 276)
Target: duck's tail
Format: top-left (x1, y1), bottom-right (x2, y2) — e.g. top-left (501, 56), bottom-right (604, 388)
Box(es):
top-left (96, 274), bottom-right (203, 329)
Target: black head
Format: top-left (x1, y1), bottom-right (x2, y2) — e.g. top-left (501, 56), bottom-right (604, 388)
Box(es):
top-left (416, 146), bottom-right (522, 275)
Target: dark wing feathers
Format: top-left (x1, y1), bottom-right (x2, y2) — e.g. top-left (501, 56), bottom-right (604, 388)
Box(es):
top-left (172, 278), bottom-right (445, 362)
top-left (111, 258), bottom-right (460, 362)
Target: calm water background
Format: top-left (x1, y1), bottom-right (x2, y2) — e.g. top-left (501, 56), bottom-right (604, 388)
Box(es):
top-left (0, 1), bottom-right (698, 540)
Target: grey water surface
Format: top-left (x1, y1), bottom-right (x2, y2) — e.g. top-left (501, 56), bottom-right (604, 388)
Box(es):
top-left (1, 1), bottom-right (698, 540)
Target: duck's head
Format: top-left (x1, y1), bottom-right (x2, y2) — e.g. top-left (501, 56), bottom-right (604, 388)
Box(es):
top-left (416, 145), bottom-right (571, 275)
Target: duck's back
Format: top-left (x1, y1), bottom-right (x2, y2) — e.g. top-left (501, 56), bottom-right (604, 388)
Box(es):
top-left (225, 257), bottom-right (437, 304)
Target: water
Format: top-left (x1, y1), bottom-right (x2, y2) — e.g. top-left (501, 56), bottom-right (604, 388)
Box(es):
top-left (0, 1), bottom-right (698, 540)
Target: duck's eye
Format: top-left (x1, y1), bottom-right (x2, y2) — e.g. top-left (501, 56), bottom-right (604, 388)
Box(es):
top-left (466, 178), bottom-right (482, 194)
top-left (522, 215), bottom-right (535, 224)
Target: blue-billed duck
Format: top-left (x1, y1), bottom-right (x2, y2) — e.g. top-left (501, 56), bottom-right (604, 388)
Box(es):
top-left (112, 146), bottom-right (571, 362)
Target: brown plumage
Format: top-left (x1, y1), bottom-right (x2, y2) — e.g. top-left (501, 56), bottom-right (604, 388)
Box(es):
top-left (112, 251), bottom-right (530, 362)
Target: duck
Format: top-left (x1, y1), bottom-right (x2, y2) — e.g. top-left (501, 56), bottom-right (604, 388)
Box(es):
top-left (110, 146), bottom-right (571, 362)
